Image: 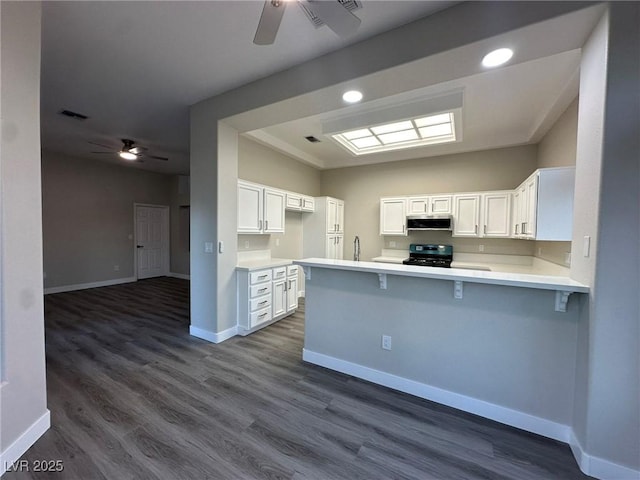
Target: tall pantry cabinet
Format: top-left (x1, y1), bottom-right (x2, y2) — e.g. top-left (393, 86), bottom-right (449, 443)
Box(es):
top-left (303, 197), bottom-right (345, 260)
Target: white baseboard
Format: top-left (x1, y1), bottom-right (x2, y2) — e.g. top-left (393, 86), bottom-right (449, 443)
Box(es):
top-left (189, 325), bottom-right (237, 344)
top-left (303, 349), bottom-right (570, 443)
top-left (168, 272), bottom-right (190, 280)
top-left (44, 277), bottom-right (136, 295)
top-left (569, 431), bottom-right (640, 480)
top-left (0, 410), bottom-right (50, 476)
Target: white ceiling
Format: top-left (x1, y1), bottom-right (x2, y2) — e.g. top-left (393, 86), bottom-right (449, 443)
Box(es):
top-left (40, 2), bottom-right (605, 175)
top-left (40, 0), bottom-right (457, 175)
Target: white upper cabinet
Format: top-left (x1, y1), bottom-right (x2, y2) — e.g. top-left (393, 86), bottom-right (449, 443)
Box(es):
top-left (482, 192), bottom-right (512, 238)
top-left (513, 167), bottom-right (575, 241)
top-left (429, 195), bottom-right (453, 215)
top-left (237, 180), bottom-right (285, 234)
top-left (301, 196), bottom-right (315, 212)
top-left (264, 188), bottom-right (285, 233)
top-left (285, 192), bottom-right (302, 211)
top-left (408, 196), bottom-right (429, 214)
top-left (238, 181), bottom-right (265, 233)
top-left (452, 194), bottom-right (481, 237)
top-left (380, 197), bottom-right (408, 236)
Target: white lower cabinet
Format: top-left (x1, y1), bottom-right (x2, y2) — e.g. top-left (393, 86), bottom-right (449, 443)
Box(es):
top-left (238, 264), bottom-right (298, 335)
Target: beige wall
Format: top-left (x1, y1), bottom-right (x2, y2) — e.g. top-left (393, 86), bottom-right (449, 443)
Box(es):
top-left (0, 1), bottom-right (49, 464)
top-left (534, 98), bottom-right (579, 266)
top-left (320, 145), bottom-right (539, 262)
top-left (42, 151), bottom-right (172, 288)
top-left (537, 98), bottom-right (579, 168)
top-left (170, 175), bottom-right (190, 275)
top-left (238, 137), bottom-right (321, 195)
top-left (238, 137), bottom-right (321, 258)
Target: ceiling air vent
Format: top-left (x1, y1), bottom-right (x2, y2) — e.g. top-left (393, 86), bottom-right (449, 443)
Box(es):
top-left (299, 0), bottom-right (361, 28)
top-left (59, 109), bottom-right (89, 120)
top-left (305, 136), bottom-right (321, 143)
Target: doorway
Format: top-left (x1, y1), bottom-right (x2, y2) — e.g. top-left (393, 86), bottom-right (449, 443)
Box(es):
top-left (134, 204), bottom-right (169, 280)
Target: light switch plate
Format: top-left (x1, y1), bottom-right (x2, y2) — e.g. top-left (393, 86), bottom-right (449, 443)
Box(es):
top-left (583, 236), bottom-right (591, 257)
top-left (204, 242), bottom-right (214, 253)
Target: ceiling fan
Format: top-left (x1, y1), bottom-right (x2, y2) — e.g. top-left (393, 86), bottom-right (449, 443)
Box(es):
top-left (254, 0), bottom-right (362, 45)
top-left (89, 139), bottom-right (169, 162)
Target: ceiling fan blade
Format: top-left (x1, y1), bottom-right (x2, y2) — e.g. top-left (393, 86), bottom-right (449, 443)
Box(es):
top-left (302, 0), bottom-right (361, 37)
top-left (145, 155), bottom-right (169, 161)
top-left (88, 141), bottom-right (115, 149)
top-left (91, 151), bottom-right (115, 154)
top-left (254, 0), bottom-right (287, 45)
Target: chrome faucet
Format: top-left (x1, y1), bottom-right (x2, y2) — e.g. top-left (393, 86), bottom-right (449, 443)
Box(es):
top-left (353, 236), bottom-right (360, 261)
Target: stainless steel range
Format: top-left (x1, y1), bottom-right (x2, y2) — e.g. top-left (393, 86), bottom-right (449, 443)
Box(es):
top-left (403, 244), bottom-right (453, 268)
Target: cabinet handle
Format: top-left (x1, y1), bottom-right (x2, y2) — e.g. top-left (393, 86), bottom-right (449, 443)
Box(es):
top-left (258, 288), bottom-right (267, 293)
top-left (521, 222), bottom-right (525, 234)
top-left (484, 225), bottom-right (487, 235)
top-left (258, 275), bottom-right (268, 280)
top-left (475, 225), bottom-right (478, 234)
top-left (402, 224), bottom-right (405, 233)
top-left (515, 224), bottom-right (519, 235)
top-left (288, 280), bottom-right (292, 289)
top-left (265, 220), bottom-right (269, 230)
top-left (259, 312), bottom-right (268, 318)
top-left (258, 300), bottom-right (268, 306)
top-left (259, 220), bottom-right (263, 230)
top-left (299, 198), bottom-right (302, 207)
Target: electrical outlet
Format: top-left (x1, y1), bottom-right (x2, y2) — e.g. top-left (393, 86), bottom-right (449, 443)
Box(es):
top-left (244, 241), bottom-right (250, 249)
top-left (114, 265), bottom-right (120, 271)
top-left (479, 244), bottom-right (484, 252)
top-left (382, 335), bottom-right (392, 350)
top-left (565, 252), bottom-right (572, 266)
top-left (538, 247), bottom-right (542, 256)
top-left (389, 241), bottom-right (397, 248)
top-left (204, 242), bottom-right (214, 253)
top-left (275, 238), bottom-right (280, 247)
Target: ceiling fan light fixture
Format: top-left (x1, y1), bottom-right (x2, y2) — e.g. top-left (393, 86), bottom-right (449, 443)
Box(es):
top-left (342, 90), bottom-right (363, 103)
top-left (482, 48), bottom-right (513, 68)
top-left (119, 151), bottom-right (138, 161)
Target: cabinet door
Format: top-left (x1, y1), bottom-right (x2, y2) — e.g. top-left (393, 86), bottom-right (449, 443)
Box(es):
top-left (237, 182), bottom-right (263, 233)
top-left (287, 277), bottom-right (298, 312)
top-left (512, 189), bottom-right (522, 237)
top-left (408, 196), bottom-right (429, 214)
top-left (272, 280), bottom-right (287, 318)
top-left (285, 193), bottom-right (302, 211)
top-left (429, 195), bottom-right (453, 215)
top-left (483, 193), bottom-right (511, 237)
top-left (301, 196), bottom-right (315, 212)
top-left (453, 195), bottom-right (480, 237)
top-left (326, 235), bottom-right (337, 260)
top-left (524, 176), bottom-right (538, 238)
top-left (335, 235), bottom-right (344, 260)
top-left (327, 198), bottom-right (338, 233)
top-left (264, 188), bottom-right (285, 233)
top-left (380, 198), bottom-right (407, 235)
top-left (336, 201), bottom-right (345, 233)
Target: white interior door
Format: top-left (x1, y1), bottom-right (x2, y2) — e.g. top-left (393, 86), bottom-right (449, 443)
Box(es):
top-left (136, 205), bottom-right (169, 279)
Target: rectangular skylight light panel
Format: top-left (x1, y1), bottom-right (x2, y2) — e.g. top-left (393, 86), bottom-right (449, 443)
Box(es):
top-left (378, 129), bottom-right (419, 145)
top-left (419, 123), bottom-right (453, 138)
top-left (351, 136), bottom-right (381, 149)
top-left (342, 128), bottom-right (372, 140)
top-left (415, 113), bottom-right (452, 127)
top-left (370, 121), bottom-right (413, 135)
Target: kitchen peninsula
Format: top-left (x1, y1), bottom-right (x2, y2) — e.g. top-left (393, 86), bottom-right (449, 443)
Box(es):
top-left (295, 257), bottom-right (589, 442)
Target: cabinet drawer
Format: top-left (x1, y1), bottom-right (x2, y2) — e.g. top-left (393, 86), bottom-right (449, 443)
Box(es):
top-left (250, 294), bottom-right (271, 312)
top-left (250, 269), bottom-right (272, 284)
top-left (272, 266), bottom-right (287, 280)
top-left (250, 307), bottom-right (272, 327)
top-left (287, 265), bottom-right (298, 277)
top-left (250, 282), bottom-right (272, 298)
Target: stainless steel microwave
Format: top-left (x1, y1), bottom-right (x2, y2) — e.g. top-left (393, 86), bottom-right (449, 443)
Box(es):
top-left (406, 214), bottom-right (453, 231)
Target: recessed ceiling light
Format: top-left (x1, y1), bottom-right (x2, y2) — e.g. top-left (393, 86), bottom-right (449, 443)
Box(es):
top-left (342, 90), bottom-right (363, 103)
top-left (482, 48), bottom-right (513, 68)
top-left (119, 151), bottom-right (138, 161)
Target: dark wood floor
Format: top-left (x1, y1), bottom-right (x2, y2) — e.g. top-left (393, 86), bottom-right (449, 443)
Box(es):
top-left (7, 277), bottom-right (591, 479)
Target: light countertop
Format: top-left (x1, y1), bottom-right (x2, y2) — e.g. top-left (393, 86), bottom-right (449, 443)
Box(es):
top-left (294, 258), bottom-right (589, 293)
top-left (236, 257), bottom-right (293, 271)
